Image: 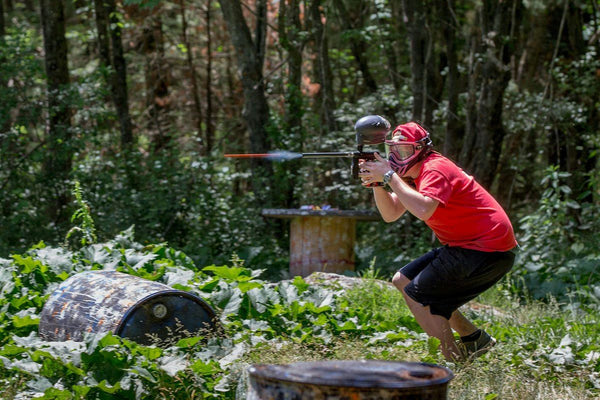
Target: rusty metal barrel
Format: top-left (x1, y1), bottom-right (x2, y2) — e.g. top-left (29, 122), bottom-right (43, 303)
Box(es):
top-left (247, 360), bottom-right (454, 400)
top-left (39, 270), bottom-right (217, 346)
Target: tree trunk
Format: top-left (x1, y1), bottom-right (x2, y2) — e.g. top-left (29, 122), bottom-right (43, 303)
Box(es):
top-left (0, 0), bottom-right (8, 135)
top-left (459, 29), bottom-right (480, 166)
top-left (494, 129), bottom-right (520, 209)
top-left (106, 0), bottom-right (133, 148)
top-left (40, 0), bottom-right (72, 223)
top-left (401, 0), bottom-right (428, 123)
top-left (387, 0), bottom-right (403, 93)
top-left (553, 2), bottom-right (591, 200)
top-left (443, 0), bottom-right (462, 160)
top-left (179, 0), bottom-right (204, 152)
top-left (425, 35), bottom-right (443, 129)
top-left (0, 0), bottom-right (5, 38)
top-left (93, 0), bottom-right (111, 66)
top-left (309, 0), bottom-right (337, 133)
top-left (279, 0), bottom-right (303, 142)
top-left (94, 0), bottom-right (133, 148)
top-left (217, 0), bottom-right (272, 183)
top-left (23, 0), bottom-right (35, 12)
top-left (332, 0), bottom-right (378, 93)
top-left (278, 0), bottom-right (305, 207)
top-left (461, 0), bottom-right (520, 188)
top-left (140, 14), bottom-right (171, 152)
top-left (205, 0), bottom-right (215, 154)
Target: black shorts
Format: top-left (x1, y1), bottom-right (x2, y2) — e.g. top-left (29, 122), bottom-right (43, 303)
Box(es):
top-left (399, 246), bottom-right (515, 319)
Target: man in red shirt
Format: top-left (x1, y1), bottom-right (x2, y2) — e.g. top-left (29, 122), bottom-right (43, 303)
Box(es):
top-left (359, 121), bottom-right (517, 362)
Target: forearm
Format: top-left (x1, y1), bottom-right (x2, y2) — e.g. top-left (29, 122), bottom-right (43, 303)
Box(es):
top-left (373, 186), bottom-right (406, 222)
top-left (387, 174), bottom-right (438, 221)
top-left (359, 154), bottom-right (437, 221)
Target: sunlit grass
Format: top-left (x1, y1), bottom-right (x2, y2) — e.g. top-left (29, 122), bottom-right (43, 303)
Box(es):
top-left (244, 276), bottom-right (600, 400)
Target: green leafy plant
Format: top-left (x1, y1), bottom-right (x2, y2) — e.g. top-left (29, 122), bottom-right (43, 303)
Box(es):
top-left (516, 166), bottom-right (600, 300)
top-left (0, 234), bottom-right (599, 399)
top-left (65, 181), bottom-right (97, 248)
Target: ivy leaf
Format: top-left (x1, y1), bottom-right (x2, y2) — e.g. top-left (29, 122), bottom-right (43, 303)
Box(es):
top-left (0, 344), bottom-right (28, 356)
top-left (191, 360), bottom-right (221, 376)
top-left (238, 281), bottom-right (263, 293)
top-left (203, 266), bottom-right (250, 282)
top-left (124, 249), bottom-right (158, 271)
top-left (196, 278), bottom-right (220, 293)
top-left (97, 379), bottom-right (121, 394)
top-left (34, 247), bottom-right (74, 275)
top-left (128, 365), bottom-right (157, 383)
top-left (278, 282), bottom-right (299, 304)
top-left (72, 385), bottom-right (91, 398)
top-left (26, 376), bottom-right (52, 392)
top-left (222, 288), bottom-right (243, 316)
top-left (176, 336), bottom-right (202, 349)
top-left (12, 314), bottom-right (40, 328)
top-left (159, 354), bottom-right (189, 377)
top-left (292, 276), bottom-right (310, 294)
top-left (1, 356), bottom-right (42, 375)
top-left (247, 287), bottom-right (280, 314)
top-left (12, 255), bottom-right (44, 274)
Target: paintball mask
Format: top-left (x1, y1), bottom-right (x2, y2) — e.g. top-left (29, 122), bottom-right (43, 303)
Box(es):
top-left (385, 122), bottom-right (432, 176)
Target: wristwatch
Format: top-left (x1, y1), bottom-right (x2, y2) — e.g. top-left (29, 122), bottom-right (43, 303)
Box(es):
top-left (383, 170), bottom-right (395, 185)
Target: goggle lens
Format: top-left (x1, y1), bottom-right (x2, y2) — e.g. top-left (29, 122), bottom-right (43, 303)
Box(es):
top-left (385, 143), bottom-right (415, 161)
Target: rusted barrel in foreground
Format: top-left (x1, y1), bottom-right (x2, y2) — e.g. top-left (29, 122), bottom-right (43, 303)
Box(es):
top-left (39, 270), bottom-right (217, 346)
top-left (247, 360), bottom-right (454, 400)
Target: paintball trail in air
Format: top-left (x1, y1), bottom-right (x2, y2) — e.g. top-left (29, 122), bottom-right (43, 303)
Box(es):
top-left (224, 151), bottom-right (350, 162)
top-left (224, 151), bottom-right (303, 162)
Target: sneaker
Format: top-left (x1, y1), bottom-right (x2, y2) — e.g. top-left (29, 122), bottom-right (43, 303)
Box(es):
top-left (461, 330), bottom-right (496, 359)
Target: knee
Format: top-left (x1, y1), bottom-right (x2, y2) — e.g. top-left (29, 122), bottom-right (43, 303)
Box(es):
top-left (392, 272), bottom-right (410, 291)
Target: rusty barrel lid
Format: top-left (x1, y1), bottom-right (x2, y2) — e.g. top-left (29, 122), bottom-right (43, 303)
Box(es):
top-left (248, 360), bottom-right (453, 389)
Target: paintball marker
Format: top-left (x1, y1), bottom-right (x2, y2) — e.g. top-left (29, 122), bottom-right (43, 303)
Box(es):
top-left (224, 115), bottom-right (391, 183)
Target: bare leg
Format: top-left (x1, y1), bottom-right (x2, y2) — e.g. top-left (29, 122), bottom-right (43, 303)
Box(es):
top-left (449, 310), bottom-right (478, 337)
top-left (392, 272), bottom-right (463, 361)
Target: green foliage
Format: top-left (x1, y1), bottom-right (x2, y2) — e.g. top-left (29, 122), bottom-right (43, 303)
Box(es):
top-left (122, 0), bottom-right (161, 9)
top-left (0, 2), bottom-right (596, 397)
top-left (0, 237), bottom-right (599, 399)
top-left (1, 0), bottom-right (598, 303)
top-left (515, 166), bottom-right (600, 301)
top-left (0, 236), bottom-right (426, 398)
top-left (65, 181), bottom-right (97, 248)
top-left (70, 151), bottom-right (289, 276)
top-left (0, 23), bottom-right (44, 131)
top-left (0, 21), bottom-right (115, 257)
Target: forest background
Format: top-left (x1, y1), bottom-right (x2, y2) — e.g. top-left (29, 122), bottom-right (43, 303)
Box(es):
top-left (1, 0), bottom-right (599, 302)
top-left (1, 0), bottom-right (600, 398)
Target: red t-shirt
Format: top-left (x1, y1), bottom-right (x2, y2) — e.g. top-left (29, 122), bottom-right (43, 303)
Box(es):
top-left (414, 153), bottom-right (517, 252)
